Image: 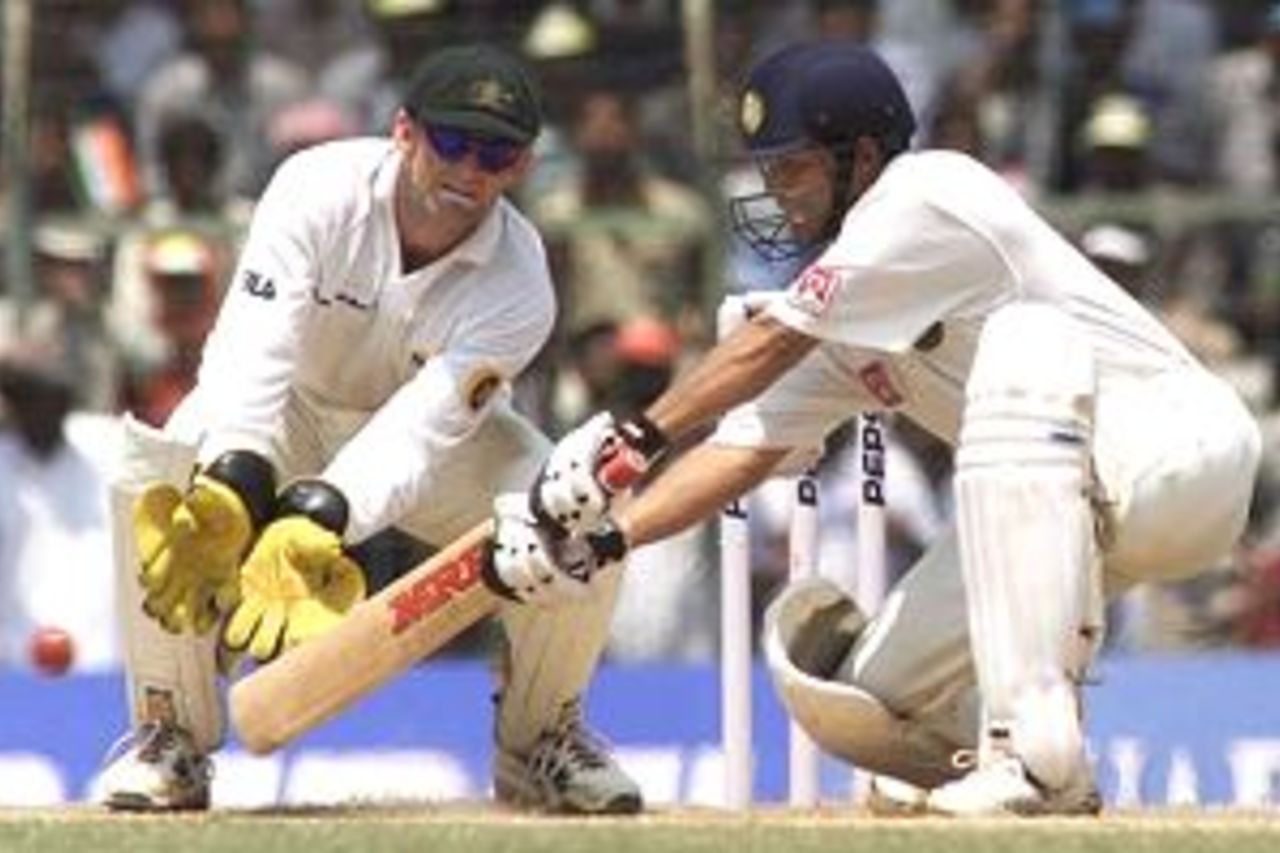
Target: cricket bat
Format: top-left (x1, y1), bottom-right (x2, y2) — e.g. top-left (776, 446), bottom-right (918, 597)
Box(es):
top-left (229, 519), bottom-right (498, 755)
top-left (228, 446), bottom-right (648, 755)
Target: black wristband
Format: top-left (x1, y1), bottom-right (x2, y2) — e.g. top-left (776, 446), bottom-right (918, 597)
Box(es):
top-left (203, 450), bottom-right (276, 530)
top-left (276, 479), bottom-right (350, 535)
top-left (585, 518), bottom-right (629, 564)
top-left (617, 413), bottom-right (668, 461)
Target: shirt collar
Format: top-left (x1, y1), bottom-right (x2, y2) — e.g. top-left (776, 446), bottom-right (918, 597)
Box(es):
top-left (449, 198), bottom-right (505, 267)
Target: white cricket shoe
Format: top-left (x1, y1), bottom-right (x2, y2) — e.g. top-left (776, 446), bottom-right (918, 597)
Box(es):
top-left (98, 722), bottom-right (212, 812)
top-left (927, 752), bottom-right (1100, 817)
top-left (864, 774), bottom-right (930, 817)
top-left (494, 700), bottom-right (643, 815)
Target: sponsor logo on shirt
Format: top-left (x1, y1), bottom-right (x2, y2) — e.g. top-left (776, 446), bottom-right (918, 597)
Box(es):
top-left (787, 264), bottom-right (840, 317)
top-left (858, 361), bottom-right (904, 408)
top-left (310, 286), bottom-right (374, 311)
top-left (463, 368), bottom-right (503, 412)
top-left (242, 269), bottom-right (277, 300)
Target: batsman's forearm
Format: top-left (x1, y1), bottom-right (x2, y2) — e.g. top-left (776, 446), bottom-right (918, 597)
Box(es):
top-left (645, 315), bottom-right (816, 441)
top-left (618, 443), bottom-right (788, 547)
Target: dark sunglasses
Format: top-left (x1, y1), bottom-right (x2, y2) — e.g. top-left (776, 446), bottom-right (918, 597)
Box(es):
top-left (423, 124), bottom-right (525, 174)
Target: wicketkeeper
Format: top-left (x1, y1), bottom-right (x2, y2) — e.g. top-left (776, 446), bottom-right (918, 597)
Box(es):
top-left (487, 41), bottom-right (1261, 816)
top-left (100, 44), bottom-right (641, 815)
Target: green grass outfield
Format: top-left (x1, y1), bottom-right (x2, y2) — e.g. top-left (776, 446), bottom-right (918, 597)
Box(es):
top-left (1, 806), bottom-right (1278, 853)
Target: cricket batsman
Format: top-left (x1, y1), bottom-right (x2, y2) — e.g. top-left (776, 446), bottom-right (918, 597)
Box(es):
top-left (486, 41), bottom-right (1261, 816)
top-left (99, 44), bottom-right (641, 814)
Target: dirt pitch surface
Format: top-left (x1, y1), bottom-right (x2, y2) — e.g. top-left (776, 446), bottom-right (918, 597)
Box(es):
top-left (1, 803), bottom-right (1277, 853)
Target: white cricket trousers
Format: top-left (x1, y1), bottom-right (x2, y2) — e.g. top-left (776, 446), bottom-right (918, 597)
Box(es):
top-left (843, 367), bottom-right (1260, 738)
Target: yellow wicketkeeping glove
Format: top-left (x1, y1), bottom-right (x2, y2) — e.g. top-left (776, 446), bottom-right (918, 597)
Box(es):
top-left (133, 450), bottom-right (276, 635)
top-left (222, 480), bottom-right (366, 662)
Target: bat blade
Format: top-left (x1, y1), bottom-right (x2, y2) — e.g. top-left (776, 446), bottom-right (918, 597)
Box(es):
top-left (229, 520), bottom-right (497, 755)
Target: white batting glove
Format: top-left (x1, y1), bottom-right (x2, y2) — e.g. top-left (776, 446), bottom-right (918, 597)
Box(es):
top-left (531, 413), bottom-right (617, 538)
top-left (485, 493), bottom-right (592, 607)
top-left (531, 412), bottom-right (668, 538)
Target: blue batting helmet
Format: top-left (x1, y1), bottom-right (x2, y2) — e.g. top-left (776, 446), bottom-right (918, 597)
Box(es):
top-left (738, 41), bottom-right (916, 158)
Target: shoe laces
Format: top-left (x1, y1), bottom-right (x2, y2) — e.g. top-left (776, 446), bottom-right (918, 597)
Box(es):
top-left (101, 722), bottom-right (171, 767)
top-left (101, 726), bottom-right (147, 769)
top-left (101, 722), bottom-right (212, 782)
top-left (540, 699), bottom-right (610, 771)
top-left (137, 723), bottom-right (181, 764)
top-left (948, 737), bottom-right (1024, 777)
top-left (950, 748), bottom-right (979, 772)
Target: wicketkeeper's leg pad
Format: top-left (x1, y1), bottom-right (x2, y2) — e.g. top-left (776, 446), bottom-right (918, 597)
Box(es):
top-left (112, 415), bottom-right (224, 752)
top-left (763, 578), bottom-right (967, 789)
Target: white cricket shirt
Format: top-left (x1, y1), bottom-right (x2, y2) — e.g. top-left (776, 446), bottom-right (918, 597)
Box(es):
top-left (186, 139), bottom-right (555, 542)
top-left (720, 150), bottom-right (1204, 450)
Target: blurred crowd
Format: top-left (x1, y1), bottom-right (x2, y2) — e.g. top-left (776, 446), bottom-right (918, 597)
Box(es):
top-left (4, 0), bottom-right (1280, 670)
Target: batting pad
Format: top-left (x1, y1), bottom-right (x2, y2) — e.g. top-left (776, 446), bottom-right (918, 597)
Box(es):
top-left (763, 578), bottom-right (964, 788)
top-left (954, 304), bottom-right (1101, 790)
top-left (112, 415), bottom-right (225, 752)
top-left (495, 565), bottom-right (624, 753)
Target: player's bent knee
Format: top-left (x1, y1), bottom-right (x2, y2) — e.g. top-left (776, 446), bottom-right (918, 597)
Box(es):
top-left (968, 303), bottom-right (1094, 401)
top-left (961, 303), bottom-right (1095, 476)
top-left (762, 579), bottom-right (963, 789)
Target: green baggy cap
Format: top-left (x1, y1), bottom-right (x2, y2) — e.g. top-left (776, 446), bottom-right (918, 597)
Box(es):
top-left (403, 44), bottom-right (543, 144)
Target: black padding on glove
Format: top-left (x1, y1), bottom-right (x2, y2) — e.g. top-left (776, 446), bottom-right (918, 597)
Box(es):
top-left (203, 449), bottom-right (277, 530)
top-left (276, 479), bottom-right (350, 534)
top-left (479, 538), bottom-right (522, 602)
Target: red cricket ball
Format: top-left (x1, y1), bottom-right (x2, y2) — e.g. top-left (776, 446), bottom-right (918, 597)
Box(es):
top-left (29, 626), bottom-right (75, 676)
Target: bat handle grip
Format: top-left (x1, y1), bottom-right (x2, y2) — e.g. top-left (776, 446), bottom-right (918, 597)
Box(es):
top-left (597, 443), bottom-right (647, 494)
top-left (527, 443), bottom-right (644, 541)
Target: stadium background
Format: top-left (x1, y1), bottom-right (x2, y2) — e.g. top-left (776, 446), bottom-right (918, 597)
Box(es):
top-left (1, 0), bottom-right (1279, 810)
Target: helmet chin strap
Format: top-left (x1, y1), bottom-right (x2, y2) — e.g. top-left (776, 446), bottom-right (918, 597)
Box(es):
top-left (819, 147), bottom-right (858, 243)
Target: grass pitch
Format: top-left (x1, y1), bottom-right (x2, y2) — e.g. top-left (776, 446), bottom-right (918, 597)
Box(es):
top-left (1, 805), bottom-right (1277, 853)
